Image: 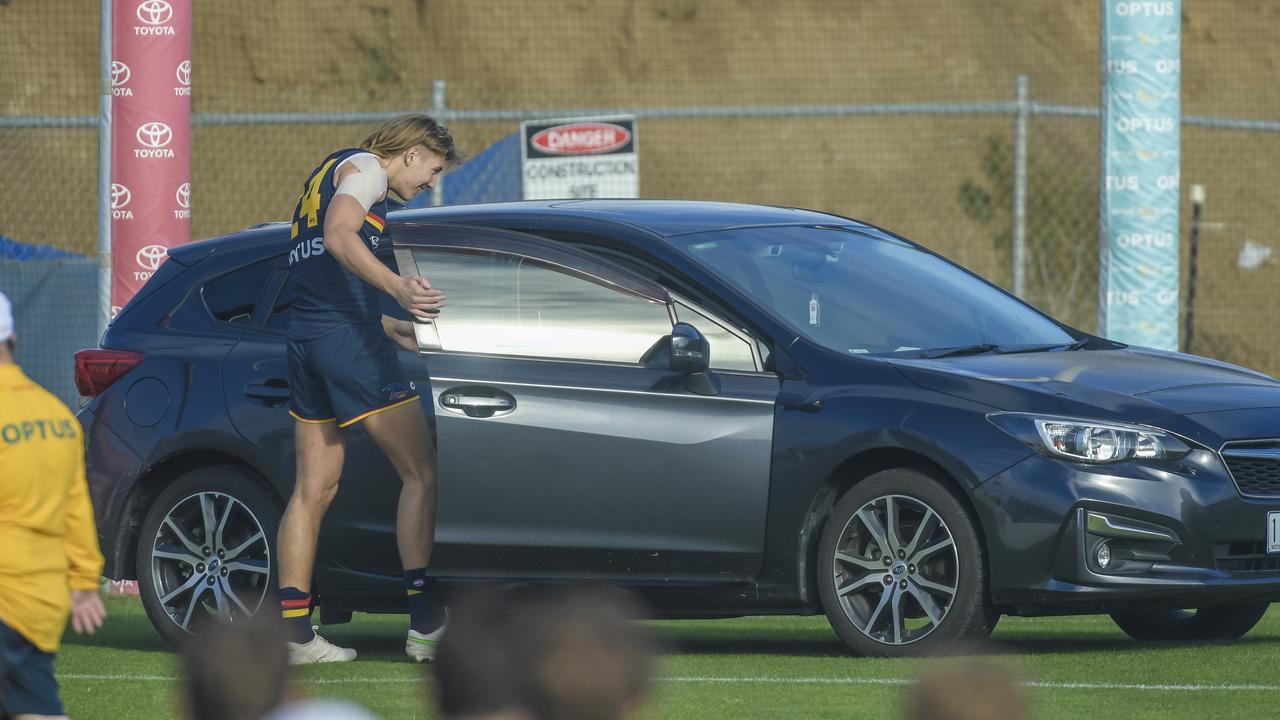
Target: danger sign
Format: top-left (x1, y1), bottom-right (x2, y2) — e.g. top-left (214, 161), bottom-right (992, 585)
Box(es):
top-left (521, 116), bottom-right (638, 200)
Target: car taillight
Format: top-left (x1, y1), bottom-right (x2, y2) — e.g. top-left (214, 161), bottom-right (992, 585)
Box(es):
top-left (74, 348), bottom-right (144, 397)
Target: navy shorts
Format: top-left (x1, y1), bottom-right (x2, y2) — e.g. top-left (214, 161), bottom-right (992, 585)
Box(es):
top-left (0, 619), bottom-right (64, 717)
top-left (288, 323), bottom-right (420, 428)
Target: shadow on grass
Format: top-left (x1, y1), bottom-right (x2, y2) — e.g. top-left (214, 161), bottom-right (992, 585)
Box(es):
top-left (660, 634), bottom-right (851, 657)
top-left (986, 633), bottom-right (1280, 656)
top-left (61, 599), bottom-right (1280, 660)
top-left (61, 609), bottom-right (171, 654)
top-left (647, 620), bottom-right (1280, 659)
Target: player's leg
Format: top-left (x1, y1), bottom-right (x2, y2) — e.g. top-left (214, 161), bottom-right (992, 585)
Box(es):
top-left (277, 417), bottom-right (346, 592)
top-left (0, 618), bottom-right (68, 719)
top-left (334, 320), bottom-right (443, 659)
top-left (361, 400), bottom-right (438, 569)
top-left (276, 336), bottom-right (355, 663)
top-left (361, 399), bottom-right (444, 661)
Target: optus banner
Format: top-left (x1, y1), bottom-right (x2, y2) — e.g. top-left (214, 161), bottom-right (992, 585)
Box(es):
top-left (111, 0), bottom-right (191, 317)
top-left (1098, 0), bottom-right (1181, 349)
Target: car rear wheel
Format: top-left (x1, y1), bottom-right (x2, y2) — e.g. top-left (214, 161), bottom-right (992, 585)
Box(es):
top-left (1111, 602), bottom-right (1271, 641)
top-left (817, 468), bottom-right (998, 657)
top-left (136, 465), bottom-right (280, 646)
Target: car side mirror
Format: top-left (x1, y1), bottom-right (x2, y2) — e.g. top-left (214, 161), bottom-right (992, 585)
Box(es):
top-left (671, 322), bottom-right (710, 374)
top-left (670, 322), bottom-right (720, 396)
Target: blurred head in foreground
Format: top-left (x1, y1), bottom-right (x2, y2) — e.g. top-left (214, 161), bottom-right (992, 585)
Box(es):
top-left (432, 585), bottom-right (656, 720)
top-left (181, 613), bottom-right (290, 720)
top-left (906, 658), bottom-right (1028, 720)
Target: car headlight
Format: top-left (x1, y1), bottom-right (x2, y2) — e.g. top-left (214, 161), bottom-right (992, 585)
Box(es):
top-left (987, 413), bottom-right (1193, 464)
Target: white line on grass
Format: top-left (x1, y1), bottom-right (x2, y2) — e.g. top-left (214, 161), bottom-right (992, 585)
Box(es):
top-left (58, 674), bottom-right (1280, 692)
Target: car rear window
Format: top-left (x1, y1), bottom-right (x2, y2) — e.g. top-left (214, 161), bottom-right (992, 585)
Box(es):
top-left (202, 258), bottom-right (274, 324)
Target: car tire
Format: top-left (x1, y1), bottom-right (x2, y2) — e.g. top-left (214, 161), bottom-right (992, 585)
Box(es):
top-left (1111, 602), bottom-right (1271, 642)
top-left (817, 468), bottom-right (998, 657)
top-left (136, 465), bottom-right (281, 646)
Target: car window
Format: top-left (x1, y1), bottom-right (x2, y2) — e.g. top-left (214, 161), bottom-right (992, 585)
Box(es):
top-left (669, 225), bottom-right (1076, 357)
top-left (673, 301), bottom-right (757, 372)
top-left (417, 250), bottom-right (672, 364)
top-left (203, 258), bottom-right (274, 325)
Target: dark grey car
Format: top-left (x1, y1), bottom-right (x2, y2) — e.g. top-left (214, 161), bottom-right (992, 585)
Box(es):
top-left (77, 200), bottom-right (1280, 656)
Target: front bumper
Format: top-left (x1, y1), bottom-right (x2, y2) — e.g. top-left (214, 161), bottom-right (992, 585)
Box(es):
top-left (973, 449), bottom-right (1280, 615)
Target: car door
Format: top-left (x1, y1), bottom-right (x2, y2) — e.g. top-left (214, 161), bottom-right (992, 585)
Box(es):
top-left (396, 224), bottom-right (779, 582)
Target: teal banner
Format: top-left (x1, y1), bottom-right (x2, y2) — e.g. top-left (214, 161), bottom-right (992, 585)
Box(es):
top-left (1099, 0), bottom-right (1181, 349)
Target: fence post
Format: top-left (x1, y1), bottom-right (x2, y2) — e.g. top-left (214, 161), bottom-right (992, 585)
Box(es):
top-left (1012, 75), bottom-right (1029, 298)
top-left (97, 0), bottom-right (113, 341)
top-left (431, 79), bottom-right (446, 207)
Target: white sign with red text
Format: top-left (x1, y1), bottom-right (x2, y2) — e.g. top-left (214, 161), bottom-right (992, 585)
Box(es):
top-left (521, 116), bottom-right (638, 200)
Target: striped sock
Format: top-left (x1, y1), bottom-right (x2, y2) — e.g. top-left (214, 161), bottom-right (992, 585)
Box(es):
top-left (279, 587), bottom-right (314, 644)
top-left (404, 569), bottom-right (444, 633)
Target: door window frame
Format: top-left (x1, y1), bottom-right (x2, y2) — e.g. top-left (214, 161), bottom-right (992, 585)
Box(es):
top-left (669, 293), bottom-right (765, 373)
top-left (403, 246), bottom-right (676, 367)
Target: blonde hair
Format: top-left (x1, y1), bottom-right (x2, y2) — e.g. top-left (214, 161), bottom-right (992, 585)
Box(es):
top-left (361, 114), bottom-right (461, 167)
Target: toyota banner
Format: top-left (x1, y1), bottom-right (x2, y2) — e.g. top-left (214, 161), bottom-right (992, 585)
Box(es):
top-left (110, 0), bottom-right (191, 317)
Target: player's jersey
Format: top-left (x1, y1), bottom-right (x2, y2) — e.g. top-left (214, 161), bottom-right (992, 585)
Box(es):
top-left (287, 148), bottom-right (395, 340)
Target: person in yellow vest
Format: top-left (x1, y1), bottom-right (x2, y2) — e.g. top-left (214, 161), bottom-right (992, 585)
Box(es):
top-left (0, 290), bottom-right (106, 719)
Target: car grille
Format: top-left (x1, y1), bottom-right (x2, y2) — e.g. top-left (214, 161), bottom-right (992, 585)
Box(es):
top-left (1220, 441), bottom-right (1280, 498)
top-left (1215, 541), bottom-right (1280, 573)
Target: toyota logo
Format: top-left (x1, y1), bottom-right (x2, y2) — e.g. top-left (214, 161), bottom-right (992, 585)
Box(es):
top-left (111, 61), bottom-right (131, 87)
top-left (175, 182), bottom-right (190, 209)
top-left (175, 60), bottom-right (191, 86)
top-left (136, 244), bottom-right (168, 271)
top-left (136, 0), bottom-right (173, 25)
top-left (136, 122), bottom-right (173, 149)
top-left (110, 183), bottom-right (132, 209)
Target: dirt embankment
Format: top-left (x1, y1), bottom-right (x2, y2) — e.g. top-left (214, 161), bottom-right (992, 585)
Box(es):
top-left (2, 1), bottom-right (1278, 370)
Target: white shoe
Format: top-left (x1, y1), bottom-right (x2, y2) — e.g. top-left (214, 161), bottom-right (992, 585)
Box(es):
top-left (288, 628), bottom-right (357, 665)
top-left (406, 622), bottom-right (446, 662)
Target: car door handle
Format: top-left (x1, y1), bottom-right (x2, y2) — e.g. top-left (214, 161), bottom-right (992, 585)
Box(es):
top-left (439, 388), bottom-right (516, 418)
top-left (441, 394), bottom-right (513, 410)
top-left (245, 381), bottom-right (290, 401)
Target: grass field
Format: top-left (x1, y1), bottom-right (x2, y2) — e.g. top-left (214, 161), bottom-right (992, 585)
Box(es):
top-left (54, 596), bottom-right (1280, 719)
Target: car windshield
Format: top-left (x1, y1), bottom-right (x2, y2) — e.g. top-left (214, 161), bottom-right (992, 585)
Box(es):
top-left (668, 225), bottom-right (1077, 357)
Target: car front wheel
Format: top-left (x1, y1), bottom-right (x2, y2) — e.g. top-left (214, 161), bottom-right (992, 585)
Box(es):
top-left (136, 465), bottom-right (280, 646)
top-left (1111, 603), bottom-right (1271, 642)
top-left (817, 468), bottom-right (998, 657)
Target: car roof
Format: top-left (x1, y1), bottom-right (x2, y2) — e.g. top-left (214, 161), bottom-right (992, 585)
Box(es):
top-left (171, 199), bottom-right (868, 265)
top-left (393, 199), bottom-right (866, 238)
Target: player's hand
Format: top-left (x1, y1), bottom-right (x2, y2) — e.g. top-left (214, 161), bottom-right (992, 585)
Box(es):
top-left (394, 275), bottom-right (445, 320)
top-left (70, 589), bottom-right (107, 635)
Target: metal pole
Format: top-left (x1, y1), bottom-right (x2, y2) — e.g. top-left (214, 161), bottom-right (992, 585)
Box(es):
top-left (1183, 184), bottom-right (1204, 354)
top-left (431, 79), bottom-right (446, 208)
top-left (97, 0), bottom-right (113, 341)
top-left (1012, 75), bottom-right (1029, 298)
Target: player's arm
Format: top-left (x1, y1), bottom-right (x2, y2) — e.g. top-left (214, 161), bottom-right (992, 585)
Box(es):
top-left (324, 161), bottom-right (445, 320)
top-left (382, 314), bottom-right (418, 352)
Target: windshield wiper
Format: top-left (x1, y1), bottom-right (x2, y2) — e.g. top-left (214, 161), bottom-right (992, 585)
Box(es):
top-left (999, 338), bottom-right (1091, 354)
top-left (919, 343), bottom-right (1001, 359)
top-left (920, 338), bottom-right (1090, 359)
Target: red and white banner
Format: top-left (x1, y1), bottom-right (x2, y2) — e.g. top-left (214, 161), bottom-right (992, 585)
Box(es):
top-left (110, 0), bottom-right (191, 316)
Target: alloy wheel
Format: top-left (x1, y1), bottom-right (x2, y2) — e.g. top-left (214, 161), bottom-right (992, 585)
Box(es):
top-left (830, 493), bottom-right (959, 646)
top-left (149, 491), bottom-right (271, 632)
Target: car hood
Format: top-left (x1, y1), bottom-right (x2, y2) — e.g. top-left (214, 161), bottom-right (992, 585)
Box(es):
top-left (889, 347), bottom-right (1280, 422)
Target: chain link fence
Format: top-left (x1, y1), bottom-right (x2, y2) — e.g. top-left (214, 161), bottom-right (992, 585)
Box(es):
top-left (2, 0), bottom-right (1279, 389)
